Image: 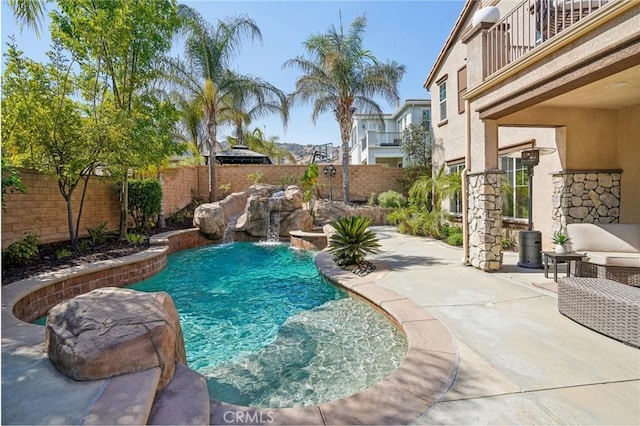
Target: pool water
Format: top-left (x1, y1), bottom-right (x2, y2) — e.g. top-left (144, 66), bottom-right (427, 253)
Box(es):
top-left (129, 242), bottom-right (407, 407)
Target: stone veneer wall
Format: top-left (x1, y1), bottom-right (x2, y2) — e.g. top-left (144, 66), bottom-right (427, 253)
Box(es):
top-left (12, 229), bottom-right (212, 323)
top-left (468, 170), bottom-right (504, 271)
top-left (551, 170), bottom-right (621, 232)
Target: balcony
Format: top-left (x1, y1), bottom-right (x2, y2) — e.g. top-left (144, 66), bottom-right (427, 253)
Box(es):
top-left (365, 131), bottom-right (403, 148)
top-left (485, 0), bottom-right (611, 76)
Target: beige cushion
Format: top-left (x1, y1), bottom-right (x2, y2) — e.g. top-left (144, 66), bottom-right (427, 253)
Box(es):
top-left (583, 251), bottom-right (640, 267)
top-left (567, 224), bottom-right (640, 253)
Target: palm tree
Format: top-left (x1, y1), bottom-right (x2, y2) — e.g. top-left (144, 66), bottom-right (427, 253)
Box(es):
top-left (284, 14), bottom-right (405, 203)
top-left (6, 0), bottom-right (45, 37)
top-left (163, 5), bottom-right (286, 201)
top-left (221, 82), bottom-right (288, 148)
top-left (227, 127), bottom-right (296, 164)
top-left (409, 164), bottom-right (461, 213)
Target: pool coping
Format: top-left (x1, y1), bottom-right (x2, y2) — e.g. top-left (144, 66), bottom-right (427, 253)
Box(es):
top-left (1, 229), bottom-right (459, 425)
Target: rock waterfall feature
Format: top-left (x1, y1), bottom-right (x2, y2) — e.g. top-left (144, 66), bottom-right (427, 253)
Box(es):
top-left (194, 185), bottom-right (313, 241)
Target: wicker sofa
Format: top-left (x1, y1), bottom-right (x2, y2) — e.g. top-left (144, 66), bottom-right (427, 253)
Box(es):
top-left (558, 224), bottom-right (640, 347)
top-left (566, 223), bottom-right (640, 286)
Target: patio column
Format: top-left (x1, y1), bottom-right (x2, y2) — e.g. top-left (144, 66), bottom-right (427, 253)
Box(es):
top-left (467, 118), bottom-right (503, 271)
top-left (551, 170), bottom-right (622, 233)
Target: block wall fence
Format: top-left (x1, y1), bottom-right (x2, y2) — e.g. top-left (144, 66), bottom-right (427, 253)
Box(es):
top-left (2, 164), bottom-right (404, 248)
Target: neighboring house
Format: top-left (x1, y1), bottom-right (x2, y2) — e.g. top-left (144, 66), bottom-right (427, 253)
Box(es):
top-left (425, 0), bottom-right (639, 271)
top-left (350, 99), bottom-right (431, 167)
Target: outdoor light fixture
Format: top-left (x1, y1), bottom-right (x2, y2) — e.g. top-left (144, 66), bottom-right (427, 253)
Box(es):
top-left (323, 164), bottom-right (337, 201)
top-left (510, 147), bottom-right (556, 268)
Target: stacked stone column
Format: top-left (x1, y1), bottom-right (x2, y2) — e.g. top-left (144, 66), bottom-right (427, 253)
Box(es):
top-left (468, 170), bottom-right (504, 271)
top-left (551, 170), bottom-right (621, 233)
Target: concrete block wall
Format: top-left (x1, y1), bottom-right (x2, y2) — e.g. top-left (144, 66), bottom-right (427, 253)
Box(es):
top-left (2, 169), bottom-right (120, 249)
top-left (161, 166), bottom-right (200, 213)
top-left (3, 165), bottom-right (406, 248)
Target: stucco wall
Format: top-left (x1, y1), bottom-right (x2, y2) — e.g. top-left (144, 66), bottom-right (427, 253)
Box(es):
top-left (499, 106), bottom-right (620, 170)
top-left (619, 104), bottom-right (640, 223)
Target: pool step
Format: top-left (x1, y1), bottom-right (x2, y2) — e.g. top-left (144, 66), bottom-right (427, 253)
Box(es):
top-left (147, 363), bottom-right (211, 425)
top-left (82, 368), bottom-right (161, 425)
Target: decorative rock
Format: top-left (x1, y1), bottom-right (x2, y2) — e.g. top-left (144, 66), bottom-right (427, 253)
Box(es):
top-left (279, 209), bottom-right (313, 236)
top-left (598, 174), bottom-right (612, 187)
top-left (193, 203), bottom-right (225, 240)
top-left (568, 206), bottom-right (589, 219)
top-left (46, 288), bottom-right (186, 391)
top-left (600, 193), bottom-right (620, 208)
top-left (574, 173), bottom-right (585, 183)
top-left (570, 183), bottom-right (584, 196)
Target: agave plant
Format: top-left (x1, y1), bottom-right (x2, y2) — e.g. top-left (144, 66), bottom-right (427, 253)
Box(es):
top-left (328, 216), bottom-right (381, 266)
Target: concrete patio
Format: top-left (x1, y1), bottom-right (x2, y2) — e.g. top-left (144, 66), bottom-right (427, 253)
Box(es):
top-left (369, 226), bottom-right (639, 425)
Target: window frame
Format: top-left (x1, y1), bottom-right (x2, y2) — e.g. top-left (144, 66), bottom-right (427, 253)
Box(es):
top-left (457, 66), bottom-right (467, 115)
top-left (448, 162), bottom-right (464, 215)
top-left (436, 75), bottom-right (448, 123)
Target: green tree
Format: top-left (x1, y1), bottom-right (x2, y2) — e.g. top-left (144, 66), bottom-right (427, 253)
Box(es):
top-left (402, 122), bottom-right (431, 168)
top-left (164, 6), bottom-right (284, 202)
top-left (1, 42), bottom-right (104, 248)
top-left (50, 0), bottom-right (180, 239)
top-left (284, 14), bottom-right (405, 203)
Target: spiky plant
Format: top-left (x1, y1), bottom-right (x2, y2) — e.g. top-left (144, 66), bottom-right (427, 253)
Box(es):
top-left (328, 216), bottom-right (381, 266)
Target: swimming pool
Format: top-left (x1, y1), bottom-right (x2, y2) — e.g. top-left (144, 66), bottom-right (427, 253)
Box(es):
top-left (129, 242), bottom-right (406, 408)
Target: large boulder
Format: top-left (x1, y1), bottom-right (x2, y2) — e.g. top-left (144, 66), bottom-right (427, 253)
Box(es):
top-left (280, 209), bottom-right (313, 236)
top-left (45, 288), bottom-right (186, 391)
top-left (193, 203), bottom-right (226, 240)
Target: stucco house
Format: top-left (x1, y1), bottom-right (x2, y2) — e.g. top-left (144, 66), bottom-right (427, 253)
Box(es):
top-left (350, 99), bottom-right (431, 167)
top-left (425, 0), bottom-right (639, 271)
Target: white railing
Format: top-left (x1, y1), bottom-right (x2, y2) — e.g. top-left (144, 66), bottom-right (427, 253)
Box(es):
top-left (365, 132), bottom-right (403, 148)
top-left (485, 0), bottom-right (611, 76)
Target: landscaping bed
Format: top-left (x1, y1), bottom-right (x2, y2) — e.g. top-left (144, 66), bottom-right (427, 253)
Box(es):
top-left (2, 205), bottom-right (196, 286)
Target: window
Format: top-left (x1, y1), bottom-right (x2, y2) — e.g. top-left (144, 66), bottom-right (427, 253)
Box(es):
top-left (500, 156), bottom-right (529, 219)
top-left (449, 163), bottom-right (464, 214)
top-left (438, 80), bottom-right (447, 121)
top-left (421, 109), bottom-right (431, 129)
top-left (457, 66), bottom-right (467, 114)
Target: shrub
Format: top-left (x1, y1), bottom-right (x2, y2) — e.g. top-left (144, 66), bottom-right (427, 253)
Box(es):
top-left (128, 179), bottom-right (162, 230)
top-left (4, 232), bottom-right (39, 266)
top-left (218, 183), bottom-right (231, 198)
top-left (367, 192), bottom-right (377, 206)
top-left (77, 239), bottom-right (91, 253)
top-left (377, 190), bottom-right (408, 208)
top-left (55, 248), bottom-right (73, 259)
top-left (445, 226), bottom-right (463, 246)
top-left (87, 222), bottom-right (117, 246)
top-left (279, 174), bottom-right (298, 186)
top-left (328, 216), bottom-right (381, 266)
top-left (126, 233), bottom-right (147, 244)
top-left (247, 172), bottom-right (265, 185)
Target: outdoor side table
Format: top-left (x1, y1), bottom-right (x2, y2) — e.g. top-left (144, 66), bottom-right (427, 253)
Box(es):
top-left (542, 251), bottom-right (585, 283)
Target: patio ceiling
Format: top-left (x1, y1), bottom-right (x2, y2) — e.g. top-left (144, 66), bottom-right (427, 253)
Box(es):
top-left (538, 65), bottom-right (640, 110)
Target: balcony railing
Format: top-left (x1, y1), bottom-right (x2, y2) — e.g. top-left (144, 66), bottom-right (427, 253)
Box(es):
top-left (365, 132), bottom-right (403, 148)
top-left (485, 0), bottom-right (611, 76)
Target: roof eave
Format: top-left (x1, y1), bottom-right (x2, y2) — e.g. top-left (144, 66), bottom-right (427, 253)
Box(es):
top-left (424, 0), bottom-right (475, 90)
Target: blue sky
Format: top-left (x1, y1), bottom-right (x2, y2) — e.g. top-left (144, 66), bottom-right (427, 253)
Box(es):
top-left (1, 0), bottom-right (463, 146)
